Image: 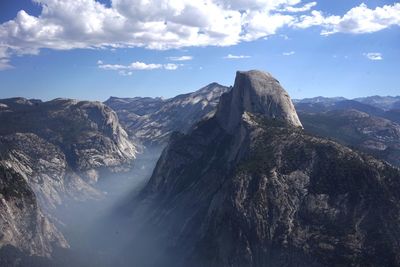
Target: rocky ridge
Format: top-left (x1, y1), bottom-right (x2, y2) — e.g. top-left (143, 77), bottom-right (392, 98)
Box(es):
top-left (131, 70), bottom-right (400, 267)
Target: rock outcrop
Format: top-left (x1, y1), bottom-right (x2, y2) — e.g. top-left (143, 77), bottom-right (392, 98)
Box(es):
top-left (131, 70), bottom-right (400, 267)
top-left (0, 164), bottom-right (68, 257)
top-left (216, 70), bottom-right (302, 132)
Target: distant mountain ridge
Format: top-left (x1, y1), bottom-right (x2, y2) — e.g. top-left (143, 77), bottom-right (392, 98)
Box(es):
top-left (105, 82), bottom-right (230, 146)
top-left (294, 95), bottom-right (400, 113)
top-left (293, 96), bottom-right (400, 167)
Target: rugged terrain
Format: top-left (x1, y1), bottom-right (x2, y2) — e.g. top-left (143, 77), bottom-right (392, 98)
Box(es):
top-left (0, 164), bottom-right (67, 258)
top-left (299, 109), bottom-right (400, 167)
top-left (294, 97), bottom-right (400, 167)
top-left (0, 72), bottom-right (399, 267)
top-left (105, 82), bottom-right (230, 146)
top-left (0, 98), bottom-right (136, 261)
top-left (127, 70), bottom-right (400, 267)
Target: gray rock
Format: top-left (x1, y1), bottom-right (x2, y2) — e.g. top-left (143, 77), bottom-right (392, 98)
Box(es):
top-left (299, 109), bottom-right (400, 167)
top-left (0, 164), bottom-right (68, 257)
top-left (106, 82), bottom-right (230, 146)
top-left (0, 97), bottom-right (137, 259)
top-left (132, 70), bottom-right (400, 267)
top-left (216, 70), bottom-right (302, 132)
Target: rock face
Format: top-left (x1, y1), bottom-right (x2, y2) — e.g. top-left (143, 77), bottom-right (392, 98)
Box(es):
top-left (0, 98), bottom-right (136, 260)
top-left (0, 98), bottom-right (136, 170)
top-left (0, 164), bottom-right (68, 257)
top-left (106, 82), bottom-right (230, 146)
top-left (0, 133), bottom-right (100, 212)
top-left (134, 70), bottom-right (400, 267)
top-left (216, 70), bottom-right (302, 132)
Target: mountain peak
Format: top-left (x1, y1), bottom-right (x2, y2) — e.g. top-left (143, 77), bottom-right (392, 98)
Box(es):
top-left (216, 70), bottom-right (302, 132)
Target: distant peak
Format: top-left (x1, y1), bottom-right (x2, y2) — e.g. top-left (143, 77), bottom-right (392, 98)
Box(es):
top-left (216, 70), bottom-right (302, 131)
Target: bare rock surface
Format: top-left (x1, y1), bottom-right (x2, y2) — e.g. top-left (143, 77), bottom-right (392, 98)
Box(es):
top-left (128, 70), bottom-right (400, 267)
top-left (0, 97), bottom-right (137, 260)
top-left (0, 164), bottom-right (68, 258)
top-left (216, 70), bottom-right (302, 132)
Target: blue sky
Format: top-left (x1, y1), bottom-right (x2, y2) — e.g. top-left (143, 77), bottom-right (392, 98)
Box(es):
top-left (0, 0), bottom-right (399, 101)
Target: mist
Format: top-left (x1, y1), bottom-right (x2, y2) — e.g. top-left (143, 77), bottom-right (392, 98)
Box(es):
top-left (48, 145), bottom-right (166, 267)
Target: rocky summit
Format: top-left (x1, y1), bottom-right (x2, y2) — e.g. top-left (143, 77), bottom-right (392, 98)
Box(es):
top-left (132, 70), bottom-right (400, 267)
top-left (216, 70), bottom-right (302, 132)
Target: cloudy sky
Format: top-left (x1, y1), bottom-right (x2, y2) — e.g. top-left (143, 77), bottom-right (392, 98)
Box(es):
top-left (0, 0), bottom-right (399, 100)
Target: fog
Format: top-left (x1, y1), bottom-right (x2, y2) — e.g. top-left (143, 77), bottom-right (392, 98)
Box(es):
top-left (50, 146), bottom-right (167, 267)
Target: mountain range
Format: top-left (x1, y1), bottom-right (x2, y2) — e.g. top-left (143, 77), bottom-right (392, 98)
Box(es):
top-left (0, 71), bottom-right (399, 266)
top-left (117, 70), bottom-right (400, 267)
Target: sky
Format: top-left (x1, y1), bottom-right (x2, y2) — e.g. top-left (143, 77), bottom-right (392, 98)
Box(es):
top-left (0, 0), bottom-right (399, 101)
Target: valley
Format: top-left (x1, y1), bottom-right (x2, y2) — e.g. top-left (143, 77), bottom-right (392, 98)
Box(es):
top-left (0, 71), bottom-right (399, 267)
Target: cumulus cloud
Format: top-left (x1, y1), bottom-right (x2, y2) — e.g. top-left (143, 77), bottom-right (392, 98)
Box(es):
top-left (0, 0), bottom-right (399, 69)
top-left (224, 54), bottom-right (251, 59)
top-left (167, 56), bottom-right (193, 61)
top-left (364, 52), bottom-right (383, 61)
top-left (97, 60), bottom-right (179, 74)
top-left (282, 51), bottom-right (295, 56)
top-left (294, 3), bottom-right (400, 35)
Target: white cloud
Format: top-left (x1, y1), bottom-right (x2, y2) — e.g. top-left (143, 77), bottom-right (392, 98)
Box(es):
top-left (0, 0), bottom-right (398, 69)
top-left (98, 60), bottom-right (179, 74)
top-left (364, 52), bottom-right (383, 61)
top-left (282, 51), bottom-right (295, 56)
top-left (294, 3), bottom-right (400, 35)
top-left (279, 2), bottom-right (317, 13)
top-left (167, 56), bottom-right (193, 61)
top-left (224, 54), bottom-right (251, 59)
top-left (0, 47), bottom-right (13, 70)
top-left (130, 61), bottom-right (163, 70)
top-left (0, 0), bottom-right (311, 69)
top-left (164, 63), bottom-right (179, 70)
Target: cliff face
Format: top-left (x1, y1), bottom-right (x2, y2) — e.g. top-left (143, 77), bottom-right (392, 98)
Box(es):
top-left (0, 98), bottom-right (136, 170)
top-left (0, 164), bottom-right (68, 257)
top-left (0, 98), bottom-right (137, 260)
top-left (216, 70), bottom-right (302, 132)
top-left (0, 98), bottom-right (136, 208)
top-left (135, 70), bottom-right (400, 267)
top-left (0, 133), bottom-right (100, 212)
